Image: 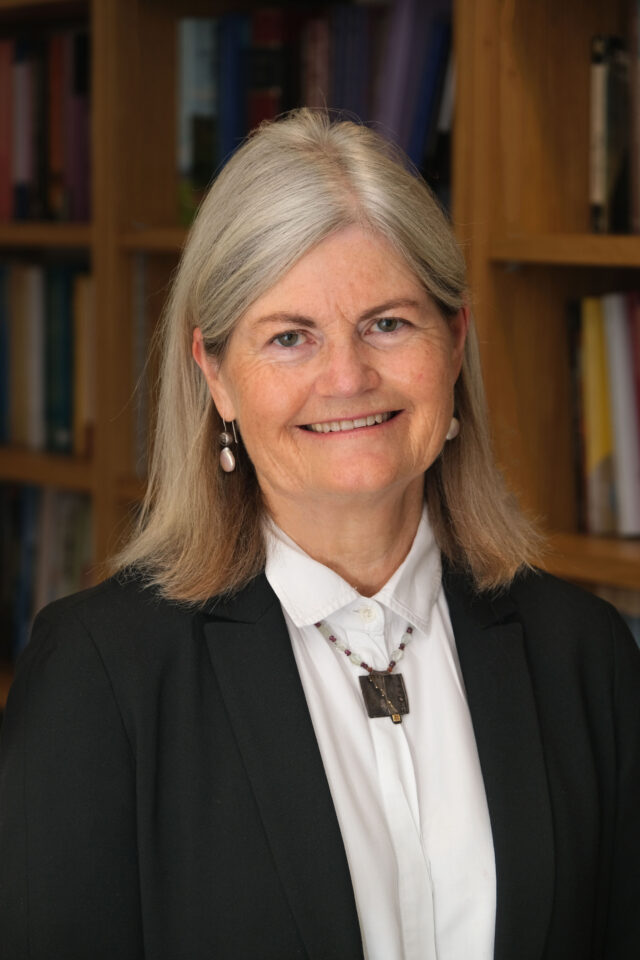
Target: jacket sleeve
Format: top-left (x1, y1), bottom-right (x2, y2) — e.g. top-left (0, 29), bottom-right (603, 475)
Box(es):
top-left (0, 606), bottom-right (144, 960)
top-left (605, 606), bottom-right (640, 958)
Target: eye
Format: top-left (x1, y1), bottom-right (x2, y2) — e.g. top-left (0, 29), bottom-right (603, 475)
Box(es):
top-left (373, 317), bottom-right (404, 333)
top-left (272, 330), bottom-right (306, 348)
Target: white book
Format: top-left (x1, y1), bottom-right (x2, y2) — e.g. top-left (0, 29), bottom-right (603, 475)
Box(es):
top-left (602, 293), bottom-right (640, 535)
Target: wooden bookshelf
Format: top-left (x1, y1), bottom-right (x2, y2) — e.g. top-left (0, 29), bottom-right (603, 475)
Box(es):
top-left (0, 448), bottom-right (93, 491)
top-left (490, 234), bottom-right (640, 269)
top-left (0, 222), bottom-right (91, 249)
top-left (1, 0), bottom-right (639, 713)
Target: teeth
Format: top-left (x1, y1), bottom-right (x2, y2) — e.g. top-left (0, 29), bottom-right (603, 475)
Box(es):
top-left (306, 412), bottom-right (393, 433)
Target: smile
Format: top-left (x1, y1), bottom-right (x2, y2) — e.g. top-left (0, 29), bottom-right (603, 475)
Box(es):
top-left (301, 411), bottom-right (399, 433)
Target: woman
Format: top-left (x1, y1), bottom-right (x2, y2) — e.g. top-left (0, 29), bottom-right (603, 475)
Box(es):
top-left (1, 109), bottom-right (638, 960)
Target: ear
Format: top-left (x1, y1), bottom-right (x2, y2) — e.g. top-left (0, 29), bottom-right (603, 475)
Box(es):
top-left (192, 327), bottom-right (237, 421)
top-left (449, 304), bottom-right (470, 378)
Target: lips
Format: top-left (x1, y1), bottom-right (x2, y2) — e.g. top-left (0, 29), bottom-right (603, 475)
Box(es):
top-left (301, 411), bottom-right (399, 433)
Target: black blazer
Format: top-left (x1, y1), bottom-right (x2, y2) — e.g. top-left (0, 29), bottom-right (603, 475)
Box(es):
top-left (0, 567), bottom-right (639, 960)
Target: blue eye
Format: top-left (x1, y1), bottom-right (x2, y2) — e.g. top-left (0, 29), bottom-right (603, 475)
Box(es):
top-left (273, 331), bottom-right (304, 348)
top-left (374, 317), bottom-right (403, 333)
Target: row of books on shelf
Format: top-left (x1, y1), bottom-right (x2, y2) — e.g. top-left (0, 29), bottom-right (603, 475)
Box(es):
top-left (178, 0), bottom-right (453, 223)
top-left (0, 24), bottom-right (90, 223)
top-left (568, 291), bottom-right (640, 536)
top-left (0, 261), bottom-right (95, 455)
top-left (0, 484), bottom-right (92, 661)
top-left (590, 2), bottom-right (640, 233)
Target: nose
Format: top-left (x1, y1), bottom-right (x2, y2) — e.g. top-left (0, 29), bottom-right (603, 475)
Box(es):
top-left (314, 339), bottom-right (380, 398)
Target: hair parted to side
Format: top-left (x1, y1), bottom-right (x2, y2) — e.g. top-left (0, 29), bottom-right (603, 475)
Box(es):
top-left (113, 108), bottom-right (542, 603)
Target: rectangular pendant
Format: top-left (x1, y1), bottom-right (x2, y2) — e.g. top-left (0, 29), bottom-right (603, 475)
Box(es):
top-left (359, 672), bottom-right (409, 722)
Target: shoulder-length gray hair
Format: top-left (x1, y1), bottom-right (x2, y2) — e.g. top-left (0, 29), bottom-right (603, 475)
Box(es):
top-left (114, 108), bottom-right (541, 602)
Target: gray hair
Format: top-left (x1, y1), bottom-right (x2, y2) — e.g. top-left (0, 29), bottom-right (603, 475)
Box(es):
top-left (113, 109), bottom-right (541, 601)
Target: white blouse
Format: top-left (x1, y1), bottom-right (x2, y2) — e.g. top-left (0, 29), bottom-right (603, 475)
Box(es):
top-left (264, 510), bottom-right (496, 960)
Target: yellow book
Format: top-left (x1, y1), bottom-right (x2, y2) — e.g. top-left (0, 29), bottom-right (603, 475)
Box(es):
top-left (580, 297), bottom-right (616, 534)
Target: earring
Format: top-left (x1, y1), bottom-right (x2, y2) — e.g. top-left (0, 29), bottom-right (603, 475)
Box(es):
top-left (219, 420), bottom-right (237, 472)
top-left (446, 417), bottom-right (460, 440)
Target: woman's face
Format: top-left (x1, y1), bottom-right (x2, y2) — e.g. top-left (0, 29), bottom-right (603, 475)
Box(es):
top-left (194, 225), bottom-right (468, 515)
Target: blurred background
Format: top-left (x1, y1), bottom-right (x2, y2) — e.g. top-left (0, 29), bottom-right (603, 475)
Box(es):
top-left (1, 0), bottom-right (639, 716)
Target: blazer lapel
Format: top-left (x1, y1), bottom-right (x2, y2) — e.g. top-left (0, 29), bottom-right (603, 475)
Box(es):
top-left (202, 575), bottom-right (363, 960)
top-left (444, 570), bottom-right (555, 960)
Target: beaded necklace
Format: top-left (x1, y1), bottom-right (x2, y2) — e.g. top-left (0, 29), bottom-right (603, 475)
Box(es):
top-left (315, 620), bottom-right (414, 724)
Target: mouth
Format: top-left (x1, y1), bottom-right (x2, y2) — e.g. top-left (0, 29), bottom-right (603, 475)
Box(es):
top-left (300, 411), bottom-right (401, 433)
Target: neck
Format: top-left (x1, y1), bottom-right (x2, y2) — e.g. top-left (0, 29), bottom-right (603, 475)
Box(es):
top-left (265, 480), bottom-right (425, 596)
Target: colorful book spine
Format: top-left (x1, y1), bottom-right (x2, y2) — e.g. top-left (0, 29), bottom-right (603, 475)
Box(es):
top-left (177, 18), bottom-right (219, 225)
top-left (580, 296), bottom-right (616, 534)
top-left (247, 7), bottom-right (285, 130)
top-left (602, 293), bottom-right (640, 535)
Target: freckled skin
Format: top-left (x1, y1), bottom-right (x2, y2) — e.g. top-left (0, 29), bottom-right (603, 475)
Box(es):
top-left (193, 225), bottom-right (468, 589)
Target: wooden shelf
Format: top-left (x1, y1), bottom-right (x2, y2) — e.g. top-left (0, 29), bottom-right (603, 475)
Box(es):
top-left (0, 448), bottom-right (94, 492)
top-left (120, 227), bottom-right (187, 253)
top-left (490, 234), bottom-right (640, 268)
top-left (544, 533), bottom-right (640, 591)
top-left (0, 221), bottom-right (91, 249)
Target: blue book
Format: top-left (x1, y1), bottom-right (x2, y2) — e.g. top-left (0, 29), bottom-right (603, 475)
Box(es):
top-left (14, 485), bottom-right (40, 658)
top-left (45, 264), bottom-right (74, 453)
top-left (218, 12), bottom-right (250, 165)
top-left (407, 18), bottom-right (451, 169)
top-left (0, 263), bottom-right (8, 444)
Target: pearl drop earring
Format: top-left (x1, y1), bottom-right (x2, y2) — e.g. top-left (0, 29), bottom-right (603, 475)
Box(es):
top-left (446, 417), bottom-right (460, 440)
top-left (219, 420), bottom-right (238, 472)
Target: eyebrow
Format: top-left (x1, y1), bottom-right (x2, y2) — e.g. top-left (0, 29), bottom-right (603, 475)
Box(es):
top-left (253, 298), bottom-right (423, 328)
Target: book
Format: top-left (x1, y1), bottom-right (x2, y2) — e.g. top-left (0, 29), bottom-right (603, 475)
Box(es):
top-left (12, 37), bottom-right (33, 220)
top-left (177, 18), bottom-right (218, 225)
top-left (0, 264), bottom-right (8, 444)
top-left (0, 39), bottom-right (12, 222)
top-left (65, 28), bottom-right (90, 221)
top-left (589, 35), bottom-right (630, 233)
top-left (45, 264), bottom-right (75, 453)
top-left (580, 297), bottom-right (616, 534)
top-left (218, 13), bottom-right (250, 164)
top-left (72, 272), bottom-right (95, 457)
top-left (602, 293), bottom-right (640, 535)
top-left (630, 0), bottom-right (640, 232)
top-left (301, 15), bottom-right (330, 109)
top-left (247, 7), bottom-right (285, 131)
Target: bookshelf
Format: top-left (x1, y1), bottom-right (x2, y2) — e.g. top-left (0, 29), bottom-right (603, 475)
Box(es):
top-left (0, 0), bottom-right (639, 712)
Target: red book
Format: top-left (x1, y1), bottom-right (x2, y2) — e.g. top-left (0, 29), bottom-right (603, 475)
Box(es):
top-left (0, 39), bottom-right (12, 221)
top-left (247, 8), bottom-right (284, 130)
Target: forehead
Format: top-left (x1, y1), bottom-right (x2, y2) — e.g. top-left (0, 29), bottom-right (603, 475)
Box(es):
top-left (242, 225), bottom-right (426, 320)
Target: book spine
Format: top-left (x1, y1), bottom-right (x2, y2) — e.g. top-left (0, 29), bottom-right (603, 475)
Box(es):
top-left (630, 0), bottom-right (640, 232)
top-left (590, 36), bottom-right (609, 232)
top-left (602, 292), bottom-right (640, 534)
top-left (45, 264), bottom-right (74, 453)
top-left (580, 296), bottom-right (616, 533)
top-left (12, 37), bottom-right (32, 220)
top-left (177, 18), bottom-right (218, 225)
top-left (0, 263), bottom-right (8, 444)
top-left (247, 8), bottom-right (285, 130)
top-left (0, 39), bottom-right (12, 221)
